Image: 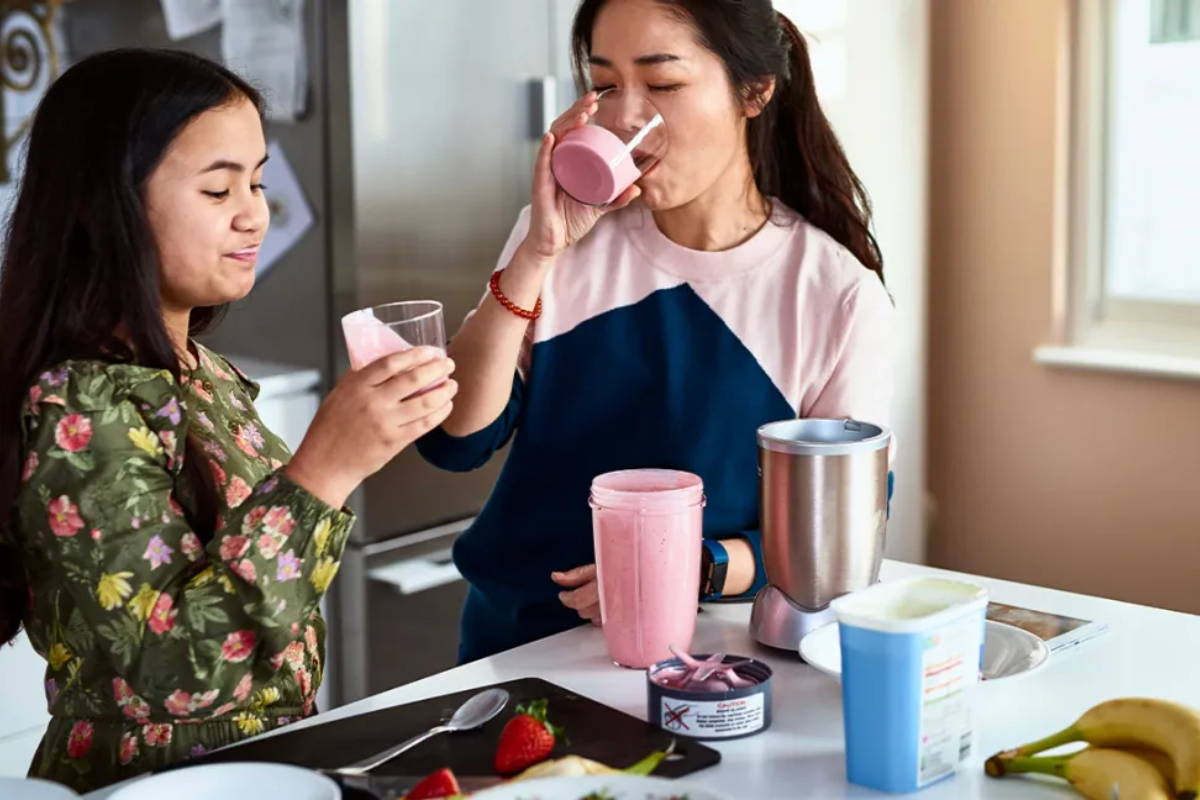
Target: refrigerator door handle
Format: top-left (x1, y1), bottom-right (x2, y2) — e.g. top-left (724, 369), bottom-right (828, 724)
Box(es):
top-left (528, 75), bottom-right (559, 140)
top-left (369, 548), bottom-right (464, 595)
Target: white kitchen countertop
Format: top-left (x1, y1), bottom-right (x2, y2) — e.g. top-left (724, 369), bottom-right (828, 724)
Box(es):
top-left (83, 560), bottom-right (1200, 798)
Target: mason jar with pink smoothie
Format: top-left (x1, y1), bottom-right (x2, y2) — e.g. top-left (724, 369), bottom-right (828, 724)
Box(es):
top-left (590, 469), bottom-right (705, 669)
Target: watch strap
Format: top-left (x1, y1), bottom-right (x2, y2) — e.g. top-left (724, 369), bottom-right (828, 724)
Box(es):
top-left (700, 538), bottom-right (729, 601)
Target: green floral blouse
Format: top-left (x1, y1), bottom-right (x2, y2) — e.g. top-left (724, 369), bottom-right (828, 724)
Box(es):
top-left (12, 344), bottom-right (353, 793)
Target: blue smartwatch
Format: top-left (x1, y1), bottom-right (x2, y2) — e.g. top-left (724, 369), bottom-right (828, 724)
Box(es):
top-left (700, 538), bottom-right (729, 601)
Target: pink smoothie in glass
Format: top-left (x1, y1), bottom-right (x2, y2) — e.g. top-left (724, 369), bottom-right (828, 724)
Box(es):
top-left (590, 469), bottom-right (705, 668)
top-left (552, 125), bottom-right (642, 206)
top-left (342, 309), bottom-right (414, 370)
top-left (341, 309), bottom-right (446, 393)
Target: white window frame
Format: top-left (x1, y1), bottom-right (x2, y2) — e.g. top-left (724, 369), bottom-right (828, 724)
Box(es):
top-left (1036, 0), bottom-right (1200, 380)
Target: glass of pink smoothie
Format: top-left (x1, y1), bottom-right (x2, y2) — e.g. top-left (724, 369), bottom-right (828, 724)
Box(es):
top-left (551, 88), bottom-right (668, 206)
top-left (590, 469), bottom-right (705, 669)
top-left (340, 300), bottom-right (446, 381)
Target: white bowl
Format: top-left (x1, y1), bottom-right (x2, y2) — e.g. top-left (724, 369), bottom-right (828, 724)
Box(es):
top-left (0, 777), bottom-right (79, 800)
top-left (108, 762), bottom-right (337, 800)
top-left (799, 619), bottom-right (1050, 682)
top-left (472, 773), bottom-right (730, 800)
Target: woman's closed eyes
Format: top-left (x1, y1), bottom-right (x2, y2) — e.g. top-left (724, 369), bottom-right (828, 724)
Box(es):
top-left (202, 184), bottom-right (266, 200)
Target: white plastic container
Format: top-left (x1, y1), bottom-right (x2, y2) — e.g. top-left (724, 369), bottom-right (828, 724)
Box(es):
top-left (831, 577), bottom-right (987, 793)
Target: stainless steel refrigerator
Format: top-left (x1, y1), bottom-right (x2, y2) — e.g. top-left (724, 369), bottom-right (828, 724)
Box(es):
top-left (326, 0), bottom-right (583, 704)
top-left (203, 0), bottom-right (585, 705)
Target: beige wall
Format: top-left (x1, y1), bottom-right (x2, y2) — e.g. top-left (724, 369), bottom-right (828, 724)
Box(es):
top-left (927, 0), bottom-right (1200, 614)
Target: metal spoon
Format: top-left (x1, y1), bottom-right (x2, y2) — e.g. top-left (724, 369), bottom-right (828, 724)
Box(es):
top-left (333, 687), bottom-right (510, 776)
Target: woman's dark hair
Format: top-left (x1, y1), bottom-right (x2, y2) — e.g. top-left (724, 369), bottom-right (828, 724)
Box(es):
top-left (0, 48), bottom-right (264, 645)
top-left (570, 0), bottom-right (884, 282)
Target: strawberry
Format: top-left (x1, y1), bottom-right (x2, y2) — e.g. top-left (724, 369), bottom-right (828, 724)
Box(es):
top-left (493, 698), bottom-right (566, 775)
top-left (404, 767), bottom-right (461, 799)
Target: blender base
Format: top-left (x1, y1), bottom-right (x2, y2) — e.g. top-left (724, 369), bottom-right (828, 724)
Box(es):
top-left (749, 584), bottom-right (837, 652)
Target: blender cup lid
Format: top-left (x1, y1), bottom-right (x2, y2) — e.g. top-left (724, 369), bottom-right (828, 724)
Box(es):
top-left (757, 418), bottom-right (891, 456)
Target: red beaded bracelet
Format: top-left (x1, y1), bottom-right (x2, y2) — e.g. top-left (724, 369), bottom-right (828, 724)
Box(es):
top-left (489, 269), bottom-right (542, 321)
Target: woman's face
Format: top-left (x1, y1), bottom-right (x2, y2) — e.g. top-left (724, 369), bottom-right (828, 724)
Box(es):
top-left (143, 97), bottom-right (269, 314)
top-left (588, 0), bottom-right (762, 211)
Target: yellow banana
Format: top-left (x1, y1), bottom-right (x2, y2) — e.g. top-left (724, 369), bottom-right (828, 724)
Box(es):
top-left (1121, 746), bottom-right (1177, 787)
top-left (985, 747), bottom-right (1172, 800)
top-left (986, 698), bottom-right (1200, 799)
top-left (510, 742), bottom-right (672, 782)
top-left (511, 755), bottom-right (617, 780)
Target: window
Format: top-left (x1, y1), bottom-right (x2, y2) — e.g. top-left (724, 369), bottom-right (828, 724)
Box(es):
top-left (1037, 0), bottom-right (1200, 378)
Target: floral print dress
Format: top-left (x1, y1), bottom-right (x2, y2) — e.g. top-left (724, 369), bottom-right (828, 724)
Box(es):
top-left (12, 344), bottom-right (353, 793)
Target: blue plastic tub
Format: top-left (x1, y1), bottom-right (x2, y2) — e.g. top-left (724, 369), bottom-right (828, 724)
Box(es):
top-left (831, 577), bottom-right (987, 793)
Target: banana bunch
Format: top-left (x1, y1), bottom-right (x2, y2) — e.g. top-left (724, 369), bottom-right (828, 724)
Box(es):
top-left (510, 741), bottom-right (674, 782)
top-left (985, 697), bottom-right (1200, 800)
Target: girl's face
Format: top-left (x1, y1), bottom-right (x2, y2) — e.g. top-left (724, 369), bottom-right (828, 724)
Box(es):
top-left (588, 0), bottom-right (767, 211)
top-left (143, 97), bottom-right (269, 314)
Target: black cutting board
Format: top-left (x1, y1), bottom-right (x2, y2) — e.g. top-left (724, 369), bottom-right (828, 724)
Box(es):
top-left (190, 677), bottom-right (720, 779)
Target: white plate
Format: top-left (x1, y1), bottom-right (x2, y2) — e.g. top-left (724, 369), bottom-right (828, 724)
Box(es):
top-left (108, 762), bottom-right (338, 800)
top-left (799, 619), bottom-right (1050, 682)
top-left (471, 774), bottom-right (730, 800)
top-left (0, 777), bottom-right (80, 800)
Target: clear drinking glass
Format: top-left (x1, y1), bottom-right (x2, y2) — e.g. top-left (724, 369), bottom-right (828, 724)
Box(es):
top-left (551, 88), bottom-right (669, 206)
top-left (341, 300), bottom-right (446, 372)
